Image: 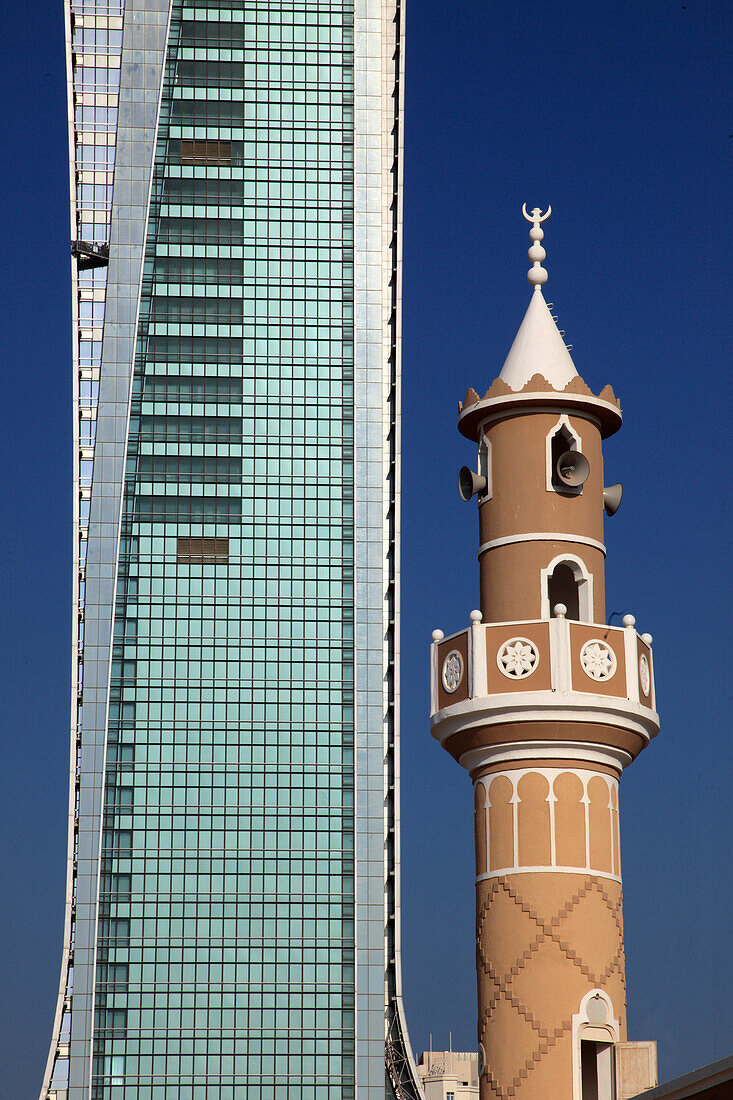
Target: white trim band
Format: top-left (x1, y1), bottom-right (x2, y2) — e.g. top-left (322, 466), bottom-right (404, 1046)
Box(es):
top-left (478, 532), bottom-right (606, 556)
top-left (475, 866), bottom-right (622, 884)
top-left (431, 692), bottom-right (659, 747)
top-left (458, 740), bottom-right (633, 774)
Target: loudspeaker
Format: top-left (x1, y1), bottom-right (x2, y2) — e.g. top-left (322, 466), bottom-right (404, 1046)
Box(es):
top-left (556, 449), bottom-right (590, 488)
top-left (603, 483), bottom-right (623, 516)
top-left (458, 466), bottom-right (487, 501)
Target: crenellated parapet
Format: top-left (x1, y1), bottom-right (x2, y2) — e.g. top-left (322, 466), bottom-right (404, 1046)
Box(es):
top-left (458, 372), bottom-right (622, 442)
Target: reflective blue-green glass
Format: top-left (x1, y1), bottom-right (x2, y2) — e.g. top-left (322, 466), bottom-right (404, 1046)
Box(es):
top-left (93, 1), bottom-right (355, 1096)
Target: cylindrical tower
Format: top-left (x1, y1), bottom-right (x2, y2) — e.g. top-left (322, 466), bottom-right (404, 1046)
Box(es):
top-left (431, 208), bottom-right (659, 1100)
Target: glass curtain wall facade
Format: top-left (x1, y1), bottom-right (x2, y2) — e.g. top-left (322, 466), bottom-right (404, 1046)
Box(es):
top-left (43, 1), bottom-right (421, 1098)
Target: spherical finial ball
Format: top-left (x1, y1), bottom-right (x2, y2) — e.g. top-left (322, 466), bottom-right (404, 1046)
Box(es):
top-left (553, 603), bottom-right (567, 618)
top-left (528, 242), bottom-right (546, 263)
top-left (529, 225), bottom-right (544, 242)
top-left (431, 629), bottom-right (444, 642)
top-left (622, 614), bottom-right (636, 628)
top-left (469, 609), bottom-right (483, 624)
top-left (641, 632), bottom-right (653, 646)
top-left (528, 266), bottom-right (548, 286)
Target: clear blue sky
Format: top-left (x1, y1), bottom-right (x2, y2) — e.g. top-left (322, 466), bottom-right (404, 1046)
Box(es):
top-left (1, 3), bottom-right (731, 1098)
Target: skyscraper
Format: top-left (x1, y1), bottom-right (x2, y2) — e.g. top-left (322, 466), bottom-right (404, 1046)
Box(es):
top-left (42, 2), bottom-right (421, 1097)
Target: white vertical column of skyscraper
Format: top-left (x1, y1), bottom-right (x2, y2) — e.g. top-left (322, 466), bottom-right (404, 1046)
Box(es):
top-left (70, 4), bottom-right (172, 1096)
top-left (42, 3), bottom-right (127, 1097)
top-left (353, 3), bottom-right (423, 1097)
top-left (354, 1), bottom-right (410, 1095)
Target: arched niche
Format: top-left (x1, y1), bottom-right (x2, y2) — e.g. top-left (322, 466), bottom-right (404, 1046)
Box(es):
top-left (588, 775), bottom-right (613, 875)
top-left (516, 772), bottom-right (551, 867)
top-left (474, 781), bottom-right (488, 877)
top-left (541, 552), bottom-right (594, 622)
top-left (487, 775), bottom-right (514, 872)
top-left (553, 771), bottom-right (586, 868)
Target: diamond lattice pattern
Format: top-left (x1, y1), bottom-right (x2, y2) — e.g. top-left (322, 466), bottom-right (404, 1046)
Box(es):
top-left (476, 875), bottom-right (625, 1099)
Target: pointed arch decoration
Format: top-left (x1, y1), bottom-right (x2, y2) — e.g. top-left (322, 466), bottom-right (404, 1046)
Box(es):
top-left (546, 413), bottom-right (584, 494)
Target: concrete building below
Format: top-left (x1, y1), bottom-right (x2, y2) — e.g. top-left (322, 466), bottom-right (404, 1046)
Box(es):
top-left (417, 1051), bottom-right (480, 1099)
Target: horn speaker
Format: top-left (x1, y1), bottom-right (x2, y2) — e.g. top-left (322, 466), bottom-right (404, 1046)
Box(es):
top-left (458, 466), bottom-right (487, 502)
top-left (556, 449), bottom-right (590, 488)
top-left (603, 483), bottom-right (623, 516)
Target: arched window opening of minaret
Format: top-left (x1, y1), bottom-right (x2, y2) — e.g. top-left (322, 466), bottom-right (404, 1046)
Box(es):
top-left (542, 554), bottom-right (593, 622)
top-left (549, 562), bottom-right (580, 619)
top-left (546, 414), bottom-right (582, 495)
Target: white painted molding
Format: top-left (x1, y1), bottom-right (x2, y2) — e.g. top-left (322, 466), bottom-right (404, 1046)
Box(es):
top-left (510, 785), bottom-right (520, 868)
top-left (466, 627), bottom-right (474, 698)
top-left (478, 532), bottom-right (606, 556)
top-left (429, 637), bottom-right (439, 714)
top-left (548, 782), bottom-right (558, 866)
top-left (623, 623), bottom-right (639, 704)
top-left (475, 865), bottom-right (622, 884)
top-left (546, 413), bottom-right (582, 493)
top-left (572, 990), bottom-right (620, 1100)
top-left (478, 429), bottom-right (492, 502)
top-left (474, 766), bottom-right (620, 881)
top-left (432, 692), bottom-right (659, 748)
top-left (460, 740), bottom-right (632, 773)
top-left (549, 612), bottom-right (571, 691)
top-left (471, 613), bottom-right (487, 698)
top-left (463, 394), bottom-right (616, 436)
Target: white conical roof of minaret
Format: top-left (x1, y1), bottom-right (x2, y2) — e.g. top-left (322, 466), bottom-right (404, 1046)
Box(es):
top-left (498, 205), bottom-right (579, 392)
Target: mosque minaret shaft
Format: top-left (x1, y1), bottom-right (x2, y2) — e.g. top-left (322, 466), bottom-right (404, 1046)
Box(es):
top-left (430, 209), bottom-right (660, 1100)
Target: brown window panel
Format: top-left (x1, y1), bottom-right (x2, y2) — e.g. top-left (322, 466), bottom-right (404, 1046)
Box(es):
top-left (180, 139), bottom-right (232, 166)
top-left (177, 536), bottom-right (229, 564)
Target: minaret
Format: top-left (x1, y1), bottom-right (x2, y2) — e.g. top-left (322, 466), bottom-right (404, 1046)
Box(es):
top-left (431, 208), bottom-right (659, 1100)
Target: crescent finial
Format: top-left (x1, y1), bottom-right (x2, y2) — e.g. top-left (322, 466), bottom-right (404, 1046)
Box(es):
top-left (522, 203), bottom-right (551, 288)
top-left (522, 203), bottom-right (552, 224)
